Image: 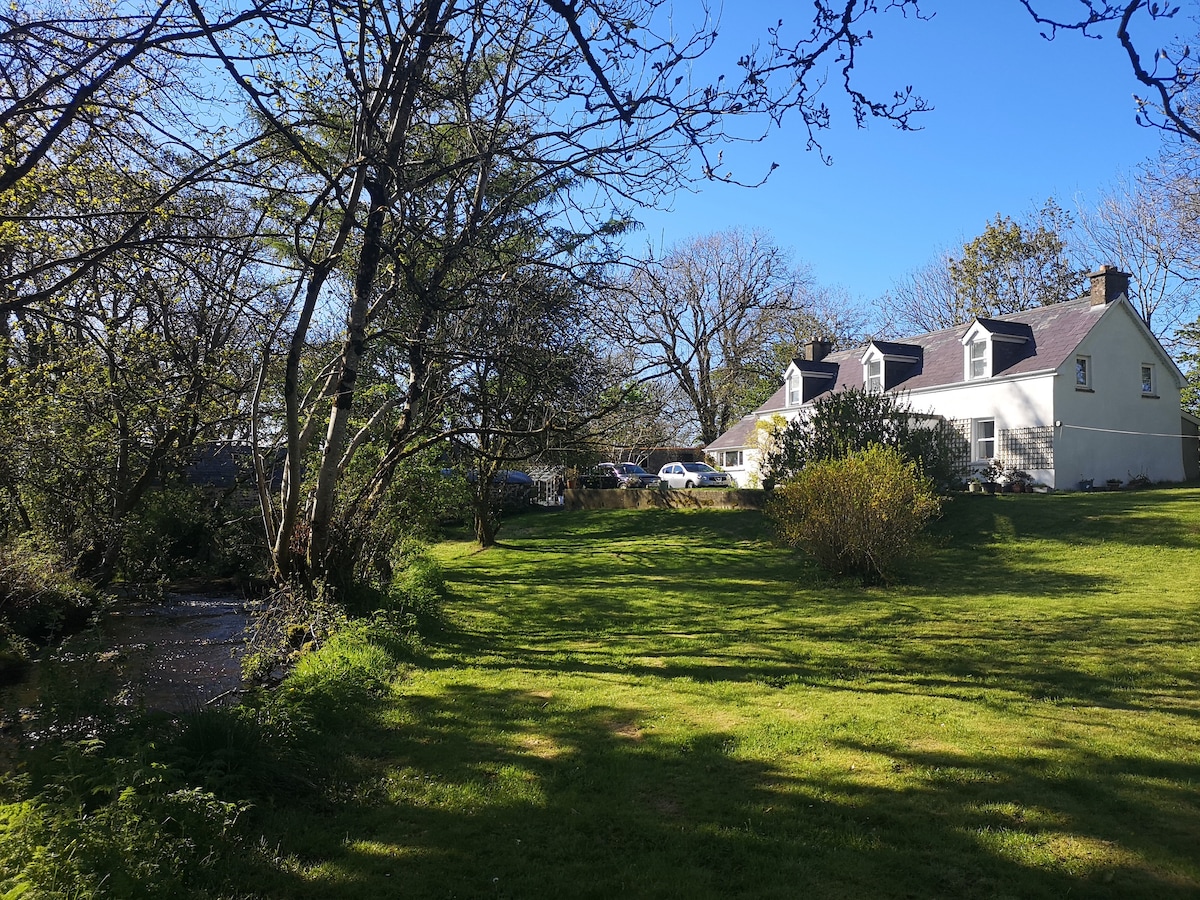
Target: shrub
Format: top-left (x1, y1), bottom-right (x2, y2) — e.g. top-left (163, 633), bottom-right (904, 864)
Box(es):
top-left (276, 613), bottom-right (415, 732)
top-left (0, 534), bottom-right (95, 644)
top-left (121, 485), bottom-right (267, 584)
top-left (762, 387), bottom-right (967, 492)
top-left (766, 444), bottom-right (942, 582)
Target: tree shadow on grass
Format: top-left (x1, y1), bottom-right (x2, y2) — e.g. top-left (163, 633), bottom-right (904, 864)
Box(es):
top-left (225, 683), bottom-right (1199, 899)
top-left (429, 497), bottom-right (1200, 720)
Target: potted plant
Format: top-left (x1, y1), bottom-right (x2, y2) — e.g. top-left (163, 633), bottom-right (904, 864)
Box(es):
top-left (1006, 468), bottom-right (1033, 493)
top-left (980, 459), bottom-right (1004, 494)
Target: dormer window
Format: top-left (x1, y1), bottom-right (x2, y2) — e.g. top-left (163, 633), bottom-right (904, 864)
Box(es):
top-left (961, 318), bottom-right (1031, 381)
top-left (866, 359), bottom-right (882, 391)
top-left (860, 340), bottom-right (920, 392)
top-left (784, 359), bottom-right (838, 405)
top-left (968, 340), bottom-right (987, 379)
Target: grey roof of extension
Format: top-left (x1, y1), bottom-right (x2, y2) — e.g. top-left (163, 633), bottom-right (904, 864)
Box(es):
top-left (705, 296), bottom-right (1113, 451)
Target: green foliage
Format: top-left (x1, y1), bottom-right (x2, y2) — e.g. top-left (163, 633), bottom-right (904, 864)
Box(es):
top-left (0, 741), bottom-right (249, 899)
top-left (766, 444), bottom-right (942, 581)
top-left (0, 534), bottom-right (95, 643)
top-left (331, 447), bottom-right (470, 594)
top-left (763, 386), bottom-right (966, 491)
top-left (275, 614), bottom-right (414, 732)
top-left (387, 539), bottom-right (447, 622)
top-left (120, 485), bottom-right (266, 584)
top-left (240, 584), bottom-right (347, 685)
top-left (1178, 317), bottom-right (1200, 417)
top-left (948, 199), bottom-right (1084, 317)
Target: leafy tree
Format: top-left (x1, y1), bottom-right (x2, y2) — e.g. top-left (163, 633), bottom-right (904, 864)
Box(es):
top-left (1177, 319), bottom-right (1200, 417)
top-left (762, 387), bottom-right (966, 492)
top-left (5, 0), bottom-right (935, 595)
top-left (0, 169), bottom-right (271, 583)
top-left (444, 272), bottom-right (606, 547)
top-left (950, 200), bottom-right (1083, 314)
top-left (886, 200), bottom-right (1084, 333)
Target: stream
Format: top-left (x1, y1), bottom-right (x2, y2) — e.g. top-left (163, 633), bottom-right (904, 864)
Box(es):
top-left (1, 592), bottom-right (251, 745)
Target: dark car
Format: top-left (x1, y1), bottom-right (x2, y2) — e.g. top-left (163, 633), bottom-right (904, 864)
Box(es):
top-left (456, 468), bottom-right (536, 507)
top-left (580, 461), bottom-right (661, 489)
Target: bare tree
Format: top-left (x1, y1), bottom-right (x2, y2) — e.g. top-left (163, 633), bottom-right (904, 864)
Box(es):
top-left (1075, 161), bottom-right (1200, 338)
top-left (0, 0), bottom-right (269, 317)
top-left (612, 228), bottom-right (817, 445)
top-left (1017, 2), bottom-right (1200, 144)
top-left (880, 248), bottom-right (964, 335)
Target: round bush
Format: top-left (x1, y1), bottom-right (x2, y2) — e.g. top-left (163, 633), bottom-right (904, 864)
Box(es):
top-left (766, 444), bottom-right (941, 582)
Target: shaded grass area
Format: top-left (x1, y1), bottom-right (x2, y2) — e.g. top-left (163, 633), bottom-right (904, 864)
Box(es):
top-left (7, 489), bottom-right (1200, 898)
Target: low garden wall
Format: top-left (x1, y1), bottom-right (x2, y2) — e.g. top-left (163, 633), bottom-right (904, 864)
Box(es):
top-left (563, 487), bottom-right (766, 511)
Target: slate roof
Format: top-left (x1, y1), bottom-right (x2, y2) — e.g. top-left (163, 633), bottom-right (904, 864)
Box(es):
top-left (705, 414), bottom-right (760, 452)
top-left (756, 295), bottom-right (1108, 418)
top-left (867, 339), bottom-right (922, 358)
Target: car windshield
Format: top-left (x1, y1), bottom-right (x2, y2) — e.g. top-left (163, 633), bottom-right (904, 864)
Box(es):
top-left (682, 462), bottom-right (716, 473)
top-left (615, 463), bottom-right (648, 474)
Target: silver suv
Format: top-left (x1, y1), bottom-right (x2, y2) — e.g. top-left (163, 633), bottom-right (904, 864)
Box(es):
top-left (657, 461), bottom-right (734, 489)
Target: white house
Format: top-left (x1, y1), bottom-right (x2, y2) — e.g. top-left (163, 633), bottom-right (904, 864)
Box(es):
top-left (706, 267), bottom-right (1200, 490)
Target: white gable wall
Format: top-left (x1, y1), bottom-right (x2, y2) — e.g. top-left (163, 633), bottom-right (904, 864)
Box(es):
top-left (1054, 302), bottom-right (1187, 486)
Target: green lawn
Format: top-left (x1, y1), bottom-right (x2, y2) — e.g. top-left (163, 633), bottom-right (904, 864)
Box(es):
top-left (231, 488), bottom-right (1200, 899)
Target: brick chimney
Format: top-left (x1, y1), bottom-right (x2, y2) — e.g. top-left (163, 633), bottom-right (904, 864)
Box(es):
top-left (1088, 265), bottom-right (1130, 306)
top-left (805, 338), bottom-right (832, 362)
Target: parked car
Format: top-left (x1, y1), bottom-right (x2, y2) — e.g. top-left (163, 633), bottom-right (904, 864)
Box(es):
top-left (580, 461), bottom-right (661, 489)
top-left (657, 461), bottom-right (735, 489)
top-left (457, 468), bottom-right (536, 507)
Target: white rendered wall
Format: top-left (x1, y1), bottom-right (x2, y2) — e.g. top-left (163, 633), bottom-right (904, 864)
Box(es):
top-left (1053, 303), bottom-right (1186, 486)
top-left (903, 372), bottom-right (1058, 485)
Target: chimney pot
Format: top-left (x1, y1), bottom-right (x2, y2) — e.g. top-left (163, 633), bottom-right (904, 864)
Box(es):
top-left (1088, 265), bottom-right (1130, 306)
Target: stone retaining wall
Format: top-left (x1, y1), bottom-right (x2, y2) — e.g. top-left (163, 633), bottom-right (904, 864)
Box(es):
top-left (563, 487), bottom-right (766, 511)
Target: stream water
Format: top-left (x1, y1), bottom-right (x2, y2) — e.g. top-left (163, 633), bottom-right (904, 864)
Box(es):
top-left (1, 593), bottom-right (250, 745)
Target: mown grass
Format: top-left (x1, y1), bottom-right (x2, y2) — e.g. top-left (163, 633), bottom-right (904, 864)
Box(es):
top-left (230, 489), bottom-right (1200, 899)
top-left (7, 489), bottom-right (1200, 898)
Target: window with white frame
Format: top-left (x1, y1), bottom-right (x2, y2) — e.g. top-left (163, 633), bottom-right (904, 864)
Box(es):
top-left (865, 358), bottom-right (882, 391)
top-left (974, 419), bottom-right (995, 461)
top-left (1141, 363), bottom-right (1156, 396)
top-left (968, 340), bottom-right (987, 379)
top-left (787, 372), bottom-right (801, 406)
top-left (1075, 355), bottom-right (1091, 389)
top-left (721, 450), bottom-right (743, 468)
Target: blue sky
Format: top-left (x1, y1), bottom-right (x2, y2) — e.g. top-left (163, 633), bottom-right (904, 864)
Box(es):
top-left (630, 2), bottom-right (1180, 306)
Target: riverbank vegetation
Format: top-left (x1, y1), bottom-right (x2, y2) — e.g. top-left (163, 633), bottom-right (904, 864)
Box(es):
top-left (3, 489), bottom-right (1199, 897)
